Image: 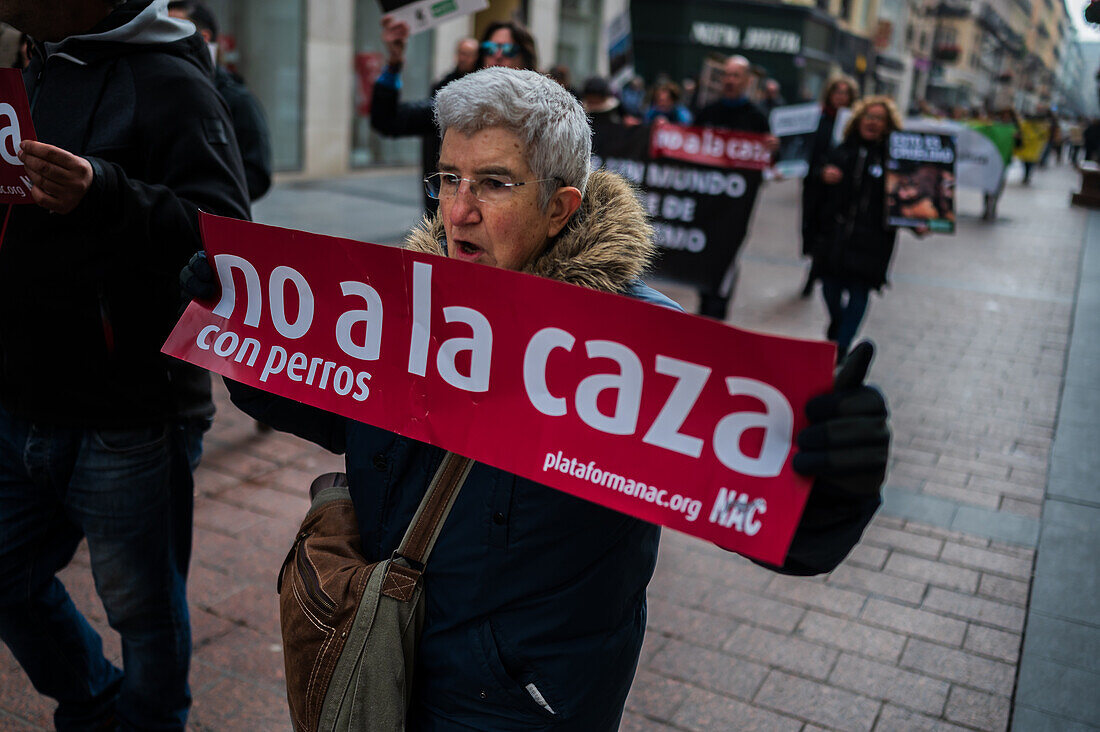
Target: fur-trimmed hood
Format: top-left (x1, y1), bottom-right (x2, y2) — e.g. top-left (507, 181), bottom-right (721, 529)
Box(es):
top-left (403, 169), bottom-right (656, 294)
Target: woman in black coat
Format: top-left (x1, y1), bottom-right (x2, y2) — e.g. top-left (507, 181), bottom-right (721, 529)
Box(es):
top-left (800, 75), bottom-right (858, 296)
top-left (813, 96), bottom-right (909, 359)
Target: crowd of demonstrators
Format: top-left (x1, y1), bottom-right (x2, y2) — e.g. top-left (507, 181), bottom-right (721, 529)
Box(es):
top-left (801, 74), bottom-right (859, 298)
top-left (0, 1), bottom-right (250, 731)
top-left (181, 65), bottom-right (889, 730)
top-left (370, 16), bottom-right (537, 214)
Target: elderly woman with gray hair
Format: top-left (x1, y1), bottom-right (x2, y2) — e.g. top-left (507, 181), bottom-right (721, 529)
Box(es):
top-left (187, 67), bottom-right (888, 729)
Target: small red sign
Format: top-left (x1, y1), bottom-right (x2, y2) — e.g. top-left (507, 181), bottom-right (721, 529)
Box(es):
top-left (0, 68), bottom-right (36, 205)
top-left (650, 121), bottom-right (772, 171)
top-left (163, 214), bottom-right (837, 564)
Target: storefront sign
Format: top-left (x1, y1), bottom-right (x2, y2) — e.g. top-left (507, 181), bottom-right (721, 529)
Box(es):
top-left (163, 214), bottom-right (836, 564)
top-left (690, 21), bottom-right (802, 54)
top-left (0, 69), bottom-right (36, 205)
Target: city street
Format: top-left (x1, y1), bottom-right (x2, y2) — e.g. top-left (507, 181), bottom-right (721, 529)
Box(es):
top-left (1, 159), bottom-right (1096, 731)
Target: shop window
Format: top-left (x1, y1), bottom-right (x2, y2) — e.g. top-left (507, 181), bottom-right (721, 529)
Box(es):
top-left (349, 0), bottom-right (435, 168)
top-left (206, 0), bottom-right (305, 172)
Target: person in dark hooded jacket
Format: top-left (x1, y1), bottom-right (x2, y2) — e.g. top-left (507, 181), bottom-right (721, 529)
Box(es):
top-left (0, 0), bottom-right (249, 729)
top-left (184, 68), bottom-right (889, 730)
top-left (812, 96), bottom-right (915, 360)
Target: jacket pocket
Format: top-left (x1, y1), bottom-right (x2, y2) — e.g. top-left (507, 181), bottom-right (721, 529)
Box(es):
top-left (472, 619), bottom-right (560, 723)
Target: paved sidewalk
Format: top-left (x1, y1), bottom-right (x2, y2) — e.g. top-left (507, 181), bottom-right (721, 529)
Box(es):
top-left (0, 161), bottom-right (1096, 731)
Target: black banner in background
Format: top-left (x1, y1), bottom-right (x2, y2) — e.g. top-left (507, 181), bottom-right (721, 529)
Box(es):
top-left (591, 121), bottom-right (763, 293)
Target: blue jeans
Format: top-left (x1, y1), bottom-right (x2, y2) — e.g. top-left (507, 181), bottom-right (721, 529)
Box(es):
top-left (821, 276), bottom-right (870, 359)
top-left (0, 407), bottom-right (204, 731)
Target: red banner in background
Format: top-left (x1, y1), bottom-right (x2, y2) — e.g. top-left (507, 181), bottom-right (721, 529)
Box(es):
top-left (0, 68), bottom-right (36, 205)
top-left (163, 214), bottom-right (836, 564)
top-left (649, 121), bottom-right (772, 171)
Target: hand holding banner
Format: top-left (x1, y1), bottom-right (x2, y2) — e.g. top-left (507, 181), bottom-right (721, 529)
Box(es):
top-left (0, 68), bottom-right (36, 205)
top-left (163, 214), bottom-right (837, 564)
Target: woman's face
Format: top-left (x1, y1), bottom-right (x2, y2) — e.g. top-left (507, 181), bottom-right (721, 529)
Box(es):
top-left (858, 104), bottom-right (889, 142)
top-left (828, 83), bottom-right (853, 109)
top-left (653, 89), bottom-right (673, 109)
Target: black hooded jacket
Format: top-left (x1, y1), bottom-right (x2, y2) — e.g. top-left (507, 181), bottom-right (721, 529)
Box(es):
top-left (0, 0), bottom-right (249, 426)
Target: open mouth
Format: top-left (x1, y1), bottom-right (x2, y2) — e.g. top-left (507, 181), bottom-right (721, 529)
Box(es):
top-left (453, 240), bottom-right (483, 259)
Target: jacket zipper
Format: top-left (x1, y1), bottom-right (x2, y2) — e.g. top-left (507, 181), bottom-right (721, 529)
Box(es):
top-left (294, 534), bottom-right (337, 616)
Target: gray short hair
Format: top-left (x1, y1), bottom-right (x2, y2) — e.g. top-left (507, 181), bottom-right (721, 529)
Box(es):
top-left (434, 67), bottom-right (591, 209)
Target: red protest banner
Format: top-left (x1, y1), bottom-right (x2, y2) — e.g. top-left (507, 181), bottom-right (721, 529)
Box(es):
top-left (163, 214), bottom-right (836, 564)
top-left (649, 120), bottom-right (772, 171)
top-left (0, 68), bottom-right (36, 205)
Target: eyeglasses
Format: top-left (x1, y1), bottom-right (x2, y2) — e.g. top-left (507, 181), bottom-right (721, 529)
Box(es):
top-left (480, 41), bottom-right (519, 58)
top-left (424, 172), bottom-right (558, 204)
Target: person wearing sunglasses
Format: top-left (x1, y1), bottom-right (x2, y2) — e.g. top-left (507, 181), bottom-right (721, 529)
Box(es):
top-left (185, 67), bottom-right (887, 730)
top-left (371, 16), bottom-right (537, 214)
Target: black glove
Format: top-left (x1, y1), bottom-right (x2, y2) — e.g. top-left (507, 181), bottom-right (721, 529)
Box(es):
top-left (180, 251), bottom-right (218, 301)
top-left (792, 341), bottom-right (889, 496)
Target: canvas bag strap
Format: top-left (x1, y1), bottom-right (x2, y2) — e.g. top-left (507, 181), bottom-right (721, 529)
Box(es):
top-left (396, 452), bottom-right (473, 567)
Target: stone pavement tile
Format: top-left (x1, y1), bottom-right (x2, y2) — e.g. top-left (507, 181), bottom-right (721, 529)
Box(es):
top-left (1028, 508), bottom-right (1100, 624)
top-left (193, 495), bottom-right (269, 537)
top-left (861, 524), bottom-right (944, 559)
top-left (1019, 612), bottom-right (1100, 673)
top-left (623, 669), bottom-right (693, 720)
top-left (921, 481), bottom-right (1001, 511)
top-left (721, 625), bottom-right (837, 681)
top-left (900, 638), bottom-right (1016, 696)
top-left (922, 587), bottom-right (1027, 633)
top-left (828, 653), bottom-right (948, 716)
top-left (187, 563), bottom-right (253, 609)
top-left (647, 566), bottom-right (719, 607)
top-left (949, 505), bottom-right (1040, 546)
top-left (645, 596), bottom-right (739, 649)
top-left (671, 686), bottom-right (804, 732)
top-left (998, 496), bottom-right (1041, 519)
top-left (192, 623), bottom-right (287, 691)
top-left (883, 554), bottom-right (980, 593)
top-left (827, 563), bottom-right (927, 605)
top-left (0, 658), bottom-right (52, 730)
top-left (1015, 655), bottom-right (1100, 727)
top-left (963, 624), bottom-right (1022, 664)
top-left (699, 585), bottom-right (805, 633)
top-left (235, 514), bottom-right (300, 555)
top-left (198, 448), bottom-right (282, 481)
top-left (874, 704), bottom-right (974, 731)
top-left (763, 574), bottom-right (867, 617)
top-left (648, 638), bottom-right (768, 700)
top-left (618, 710), bottom-right (675, 731)
top-left (1011, 706), bottom-right (1100, 732)
top-left (977, 573), bottom-right (1030, 606)
top-left (187, 676), bottom-right (291, 732)
top-left (190, 606), bottom-right (238, 648)
top-left (216, 481), bottom-right (311, 521)
top-left (860, 599), bottom-right (967, 647)
top-left (752, 671), bottom-right (879, 731)
top-left (207, 584), bottom-right (281, 636)
top-left (795, 612), bottom-right (906, 664)
top-left (844, 542), bottom-right (889, 570)
top-left (944, 686), bottom-right (1010, 731)
top-left (191, 525), bottom-right (287, 583)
